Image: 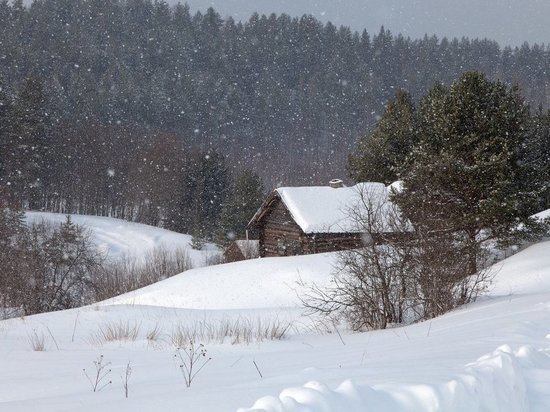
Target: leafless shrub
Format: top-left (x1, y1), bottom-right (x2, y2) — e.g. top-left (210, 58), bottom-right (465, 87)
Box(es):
top-left (90, 320), bottom-right (141, 345)
top-left (142, 246), bottom-right (193, 281)
top-left (406, 232), bottom-right (494, 320)
top-left (301, 242), bottom-right (412, 330)
top-left (3, 217), bottom-right (105, 316)
top-left (301, 184), bottom-right (493, 331)
top-left (83, 355), bottom-right (112, 392)
top-left (204, 251), bottom-right (224, 266)
top-left (0, 210), bottom-right (205, 317)
top-left (28, 329), bottom-right (47, 351)
top-left (302, 186), bottom-right (413, 330)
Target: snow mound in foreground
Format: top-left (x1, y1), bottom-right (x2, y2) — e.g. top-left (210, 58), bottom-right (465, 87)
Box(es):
top-left (235, 241), bottom-right (550, 411)
top-left (240, 345), bottom-right (550, 412)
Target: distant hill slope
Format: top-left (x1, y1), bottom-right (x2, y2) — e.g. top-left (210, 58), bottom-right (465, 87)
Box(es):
top-left (20, 0), bottom-right (549, 45)
top-left (25, 212), bottom-right (220, 267)
top-left (180, 0), bottom-right (550, 46)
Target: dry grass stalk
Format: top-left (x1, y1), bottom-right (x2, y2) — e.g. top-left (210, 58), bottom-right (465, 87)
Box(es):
top-left (28, 329), bottom-right (47, 351)
top-left (146, 323), bottom-right (162, 342)
top-left (169, 317), bottom-right (292, 347)
top-left (90, 320), bottom-right (141, 345)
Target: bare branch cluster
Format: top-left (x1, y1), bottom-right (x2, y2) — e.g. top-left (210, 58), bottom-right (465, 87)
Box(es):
top-left (0, 214), bottom-right (104, 316)
top-left (174, 342), bottom-right (212, 388)
top-left (0, 210), bottom-right (193, 318)
top-left (302, 185), bottom-right (494, 330)
top-left (91, 246), bottom-right (193, 302)
top-left (83, 355), bottom-right (112, 393)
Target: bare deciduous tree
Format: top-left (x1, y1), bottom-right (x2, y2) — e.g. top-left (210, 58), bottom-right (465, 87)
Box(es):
top-left (301, 185), bottom-right (413, 330)
top-left (21, 217), bottom-right (105, 314)
top-left (1, 214), bottom-right (105, 316)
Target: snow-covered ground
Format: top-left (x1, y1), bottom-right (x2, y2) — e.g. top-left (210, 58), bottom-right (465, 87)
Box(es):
top-left (1, 225), bottom-right (550, 410)
top-left (25, 211), bottom-right (220, 267)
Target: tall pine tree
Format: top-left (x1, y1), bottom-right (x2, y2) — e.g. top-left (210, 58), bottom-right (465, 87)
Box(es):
top-left (7, 77), bottom-right (52, 209)
top-left (394, 72), bottom-right (543, 274)
top-left (348, 90), bottom-right (417, 184)
top-left (216, 169), bottom-right (264, 245)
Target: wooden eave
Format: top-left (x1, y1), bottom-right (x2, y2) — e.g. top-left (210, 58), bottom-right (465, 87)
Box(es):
top-left (247, 191), bottom-right (281, 229)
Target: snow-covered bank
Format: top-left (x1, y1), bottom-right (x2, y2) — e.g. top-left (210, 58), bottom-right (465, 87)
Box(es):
top-left (103, 252), bottom-right (336, 310)
top-left (489, 241), bottom-right (550, 296)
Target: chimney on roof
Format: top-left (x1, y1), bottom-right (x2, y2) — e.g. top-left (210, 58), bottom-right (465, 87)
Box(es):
top-left (329, 179), bottom-right (345, 188)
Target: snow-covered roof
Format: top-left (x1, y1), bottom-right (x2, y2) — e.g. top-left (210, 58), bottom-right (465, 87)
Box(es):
top-left (532, 208), bottom-right (550, 221)
top-left (251, 182), bottom-right (402, 234)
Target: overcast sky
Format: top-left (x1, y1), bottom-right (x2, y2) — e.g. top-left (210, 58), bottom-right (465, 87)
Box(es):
top-left (175, 0), bottom-right (549, 47)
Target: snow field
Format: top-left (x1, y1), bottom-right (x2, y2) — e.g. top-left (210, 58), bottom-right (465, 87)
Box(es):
top-left (1, 214), bottom-right (550, 411)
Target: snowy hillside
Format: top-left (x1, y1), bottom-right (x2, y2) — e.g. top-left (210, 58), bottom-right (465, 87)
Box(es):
top-left (103, 252), bottom-right (335, 310)
top-left (25, 212), bottom-right (220, 267)
top-left (1, 239), bottom-right (550, 411)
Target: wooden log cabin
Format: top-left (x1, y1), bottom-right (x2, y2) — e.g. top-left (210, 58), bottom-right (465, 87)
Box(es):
top-left (248, 180), bottom-right (404, 257)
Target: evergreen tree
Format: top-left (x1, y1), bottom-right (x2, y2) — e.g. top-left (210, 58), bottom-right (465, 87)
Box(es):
top-left (525, 109), bottom-right (550, 210)
top-left (7, 77), bottom-right (52, 209)
top-left (0, 81), bottom-right (12, 194)
top-left (348, 90), bottom-right (417, 184)
top-left (0, 207), bottom-right (26, 316)
top-left (182, 151), bottom-right (230, 240)
top-left (216, 169), bottom-right (264, 245)
top-left (394, 72), bottom-right (543, 274)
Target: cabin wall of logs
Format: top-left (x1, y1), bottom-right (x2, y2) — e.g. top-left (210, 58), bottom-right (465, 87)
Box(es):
top-left (256, 197), bottom-right (366, 257)
top-left (258, 199), bottom-right (303, 257)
